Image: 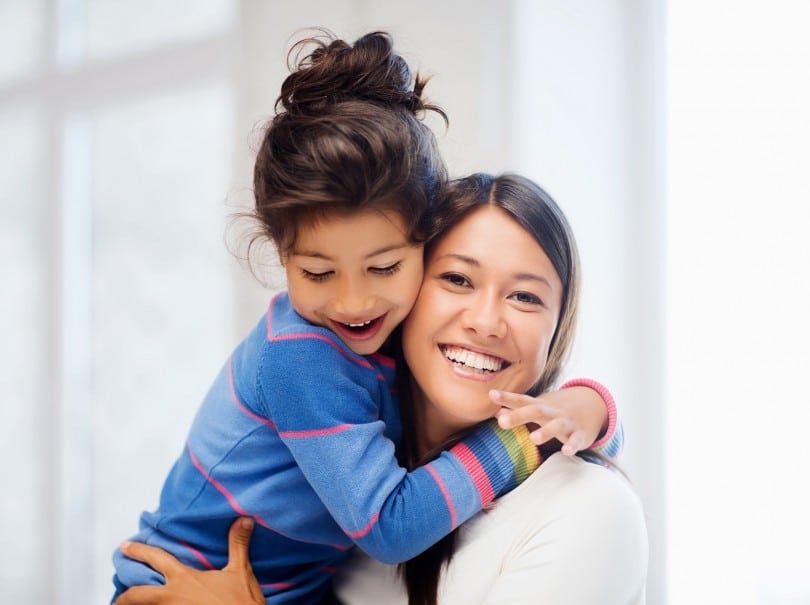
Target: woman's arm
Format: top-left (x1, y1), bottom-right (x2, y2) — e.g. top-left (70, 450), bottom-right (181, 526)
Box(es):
top-left (113, 519), bottom-right (264, 605)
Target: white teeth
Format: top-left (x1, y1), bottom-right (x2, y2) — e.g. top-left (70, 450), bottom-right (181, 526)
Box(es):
top-left (442, 346), bottom-right (504, 372)
top-left (346, 320), bottom-right (372, 327)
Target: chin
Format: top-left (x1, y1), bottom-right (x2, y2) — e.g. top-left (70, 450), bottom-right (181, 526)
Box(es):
top-left (442, 393), bottom-right (497, 428)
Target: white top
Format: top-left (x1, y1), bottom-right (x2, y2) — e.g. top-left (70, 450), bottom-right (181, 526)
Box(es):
top-left (333, 452), bottom-right (648, 604)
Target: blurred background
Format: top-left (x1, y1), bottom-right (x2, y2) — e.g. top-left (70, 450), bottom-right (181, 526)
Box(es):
top-left (1, 1), bottom-right (809, 604)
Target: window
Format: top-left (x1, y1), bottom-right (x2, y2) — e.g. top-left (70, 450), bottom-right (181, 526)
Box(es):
top-left (0, 2), bottom-right (239, 603)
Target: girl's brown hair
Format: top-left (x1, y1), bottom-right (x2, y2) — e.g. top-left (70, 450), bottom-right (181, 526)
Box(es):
top-left (246, 30), bottom-right (447, 259)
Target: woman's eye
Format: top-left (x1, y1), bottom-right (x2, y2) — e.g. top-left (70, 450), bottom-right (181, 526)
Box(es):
top-left (510, 291), bottom-right (543, 306)
top-left (301, 269), bottom-right (333, 282)
top-left (370, 261), bottom-right (402, 275)
top-left (440, 272), bottom-right (470, 288)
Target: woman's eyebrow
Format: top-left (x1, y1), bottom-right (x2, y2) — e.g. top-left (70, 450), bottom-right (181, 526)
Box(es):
top-left (436, 253), bottom-right (552, 287)
top-left (435, 252), bottom-right (479, 266)
top-left (513, 272), bottom-right (553, 288)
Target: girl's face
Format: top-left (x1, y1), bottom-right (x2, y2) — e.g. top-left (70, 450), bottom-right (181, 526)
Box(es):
top-left (284, 208), bottom-right (424, 356)
top-left (403, 206), bottom-right (563, 443)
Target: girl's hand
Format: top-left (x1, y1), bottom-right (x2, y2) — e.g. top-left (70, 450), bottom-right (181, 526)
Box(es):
top-left (491, 386), bottom-right (608, 456)
top-left (113, 518), bottom-right (264, 605)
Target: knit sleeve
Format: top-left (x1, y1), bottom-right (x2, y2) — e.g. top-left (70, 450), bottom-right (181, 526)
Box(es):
top-left (560, 378), bottom-right (624, 463)
top-left (262, 336), bottom-right (539, 564)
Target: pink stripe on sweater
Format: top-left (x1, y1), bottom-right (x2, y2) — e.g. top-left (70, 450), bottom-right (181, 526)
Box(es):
top-left (178, 539), bottom-right (215, 570)
top-left (261, 582), bottom-right (296, 590)
top-left (272, 332), bottom-right (374, 369)
top-left (451, 443), bottom-right (495, 505)
top-left (426, 465), bottom-right (458, 530)
top-left (266, 295), bottom-right (375, 371)
top-left (186, 444), bottom-right (351, 551)
top-left (258, 567), bottom-right (336, 591)
top-left (279, 424), bottom-right (353, 439)
top-left (370, 352), bottom-right (396, 368)
top-left (229, 357), bottom-right (275, 429)
top-left (345, 512), bottom-right (380, 539)
top-left (187, 444), bottom-right (252, 517)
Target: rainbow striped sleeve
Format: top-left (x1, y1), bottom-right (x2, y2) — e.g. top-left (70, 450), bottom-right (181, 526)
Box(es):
top-left (449, 419), bottom-right (541, 506)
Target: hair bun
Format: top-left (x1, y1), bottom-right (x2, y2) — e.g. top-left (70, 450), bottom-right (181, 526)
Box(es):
top-left (277, 30), bottom-right (433, 117)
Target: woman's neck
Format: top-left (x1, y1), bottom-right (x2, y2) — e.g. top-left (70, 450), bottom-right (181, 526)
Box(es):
top-left (409, 381), bottom-right (463, 460)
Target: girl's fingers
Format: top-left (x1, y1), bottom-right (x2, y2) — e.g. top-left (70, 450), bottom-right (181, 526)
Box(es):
top-left (561, 430), bottom-right (588, 456)
top-left (119, 541), bottom-right (182, 579)
top-left (496, 402), bottom-right (555, 429)
top-left (489, 389), bottom-right (537, 410)
top-left (113, 585), bottom-right (166, 605)
top-left (224, 517), bottom-right (254, 571)
top-left (529, 417), bottom-right (573, 446)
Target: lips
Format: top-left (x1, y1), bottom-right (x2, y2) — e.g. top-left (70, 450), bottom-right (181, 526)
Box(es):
top-left (330, 313), bottom-right (387, 342)
top-left (440, 344), bottom-right (510, 374)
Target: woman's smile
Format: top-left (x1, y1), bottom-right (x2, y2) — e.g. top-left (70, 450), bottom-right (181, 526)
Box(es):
top-left (439, 344), bottom-right (511, 380)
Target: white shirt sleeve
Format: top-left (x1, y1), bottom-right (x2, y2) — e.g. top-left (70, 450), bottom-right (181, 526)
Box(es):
top-left (333, 453), bottom-right (648, 605)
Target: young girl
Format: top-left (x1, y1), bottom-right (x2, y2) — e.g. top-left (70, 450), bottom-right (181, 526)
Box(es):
top-left (112, 32), bottom-right (621, 604)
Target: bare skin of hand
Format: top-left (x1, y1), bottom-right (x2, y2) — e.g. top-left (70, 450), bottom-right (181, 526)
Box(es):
top-left (492, 386), bottom-right (608, 455)
top-left (113, 518), bottom-right (265, 605)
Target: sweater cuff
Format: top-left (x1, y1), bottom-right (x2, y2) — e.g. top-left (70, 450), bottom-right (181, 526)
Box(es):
top-left (561, 378), bottom-right (617, 449)
top-left (449, 419), bottom-right (540, 506)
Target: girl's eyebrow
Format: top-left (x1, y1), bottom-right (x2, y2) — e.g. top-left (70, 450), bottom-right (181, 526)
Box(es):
top-left (436, 253), bottom-right (553, 288)
top-left (293, 243), bottom-right (410, 261)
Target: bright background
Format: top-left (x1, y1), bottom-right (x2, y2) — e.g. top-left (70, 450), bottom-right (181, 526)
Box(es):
top-left (1, 1), bottom-right (808, 604)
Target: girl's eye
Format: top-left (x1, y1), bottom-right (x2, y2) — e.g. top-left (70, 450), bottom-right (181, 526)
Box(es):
top-left (440, 272), bottom-right (471, 288)
top-left (301, 269), bottom-right (333, 282)
top-left (370, 261), bottom-right (402, 275)
top-left (510, 291), bottom-right (543, 306)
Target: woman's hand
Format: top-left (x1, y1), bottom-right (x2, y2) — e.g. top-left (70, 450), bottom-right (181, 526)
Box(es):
top-left (113, 518), bottom-right (265, 605)
top-left (491, 386), bottom-right (608, 456)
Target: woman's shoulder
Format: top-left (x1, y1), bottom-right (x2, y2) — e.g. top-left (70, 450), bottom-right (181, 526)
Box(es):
top-left (447, 454), bottom-right (648, 604)
top-left (490, 452), bottom-right (646, 535)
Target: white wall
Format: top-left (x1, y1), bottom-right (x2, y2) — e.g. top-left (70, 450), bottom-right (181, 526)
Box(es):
top-left (667, 2), bottom-right (810, 603)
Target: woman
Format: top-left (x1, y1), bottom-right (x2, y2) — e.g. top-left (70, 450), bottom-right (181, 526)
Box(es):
top-left (115, 173), bottom-right (647, 604)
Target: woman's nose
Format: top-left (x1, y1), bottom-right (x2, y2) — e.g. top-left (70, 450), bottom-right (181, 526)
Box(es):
top-left (461, 293), bottom-right (507, 338)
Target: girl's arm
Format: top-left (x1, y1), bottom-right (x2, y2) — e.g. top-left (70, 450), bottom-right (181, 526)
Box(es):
top-left (258, 335), bottom-right (540, 564)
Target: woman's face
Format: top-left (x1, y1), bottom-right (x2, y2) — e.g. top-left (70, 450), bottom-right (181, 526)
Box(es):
top-left (402, 205), bottom-right (563, 440)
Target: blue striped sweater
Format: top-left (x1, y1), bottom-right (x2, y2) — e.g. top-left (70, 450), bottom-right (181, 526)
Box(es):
top-left (112, 293), bottom-right (556, 603)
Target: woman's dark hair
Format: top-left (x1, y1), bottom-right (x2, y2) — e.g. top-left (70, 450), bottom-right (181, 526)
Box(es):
top-left (398, 173), bottom-right (582, 605)
top-left (246, 29), bottom-right (447, 259)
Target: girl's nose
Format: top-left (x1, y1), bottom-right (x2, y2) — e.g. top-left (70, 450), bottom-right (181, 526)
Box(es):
top-left (332, 276), bottom-right (375, 318)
